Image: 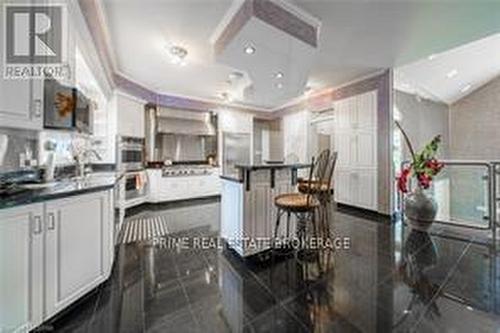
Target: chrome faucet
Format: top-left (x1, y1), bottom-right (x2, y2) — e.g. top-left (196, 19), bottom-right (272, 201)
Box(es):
top-left (72, 146), bottom-right (102, 178)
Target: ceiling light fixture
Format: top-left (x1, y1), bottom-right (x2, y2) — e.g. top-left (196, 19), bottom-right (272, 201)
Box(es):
top-left (244, 44), bottom-right (256, 55)
top-left (446, 69), bottom-right (458, 78)
top-left (460, 84), bottom-right (472, 93)
top-left (229, 71), bottom-right (244, 81)
top-left (428, 54), bottom-right (437, 60)
top-left (274, 72), bottom-right (284, 79)
top-left (220, 92), bottom-right (233, 102)
top-left (275, 82), bottom-right (283, 89)
top-left (169, 45), bottom-right (188, 66)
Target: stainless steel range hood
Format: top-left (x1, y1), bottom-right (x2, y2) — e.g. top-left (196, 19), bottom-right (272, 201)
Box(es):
top-left (146, 106), bottom-right (218, 163)
top-left (156, 108), bottom-right (216, 136)
top-left (157, 117), bottom-right (216, 136)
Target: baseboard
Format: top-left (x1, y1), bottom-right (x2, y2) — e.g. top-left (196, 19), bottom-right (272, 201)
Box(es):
top-left (336, 203), bottom-right (393, 223)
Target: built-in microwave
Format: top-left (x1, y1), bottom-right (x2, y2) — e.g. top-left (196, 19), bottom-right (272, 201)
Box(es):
top-left (43, 78), bottom-right (92, 133)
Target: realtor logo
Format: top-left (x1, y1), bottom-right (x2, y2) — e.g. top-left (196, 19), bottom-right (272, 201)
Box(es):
top-left (3, 4), bottom-right (71, 79)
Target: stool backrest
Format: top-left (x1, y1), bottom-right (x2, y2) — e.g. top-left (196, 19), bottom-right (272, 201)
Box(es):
top-left (305, 149), bottom-right (332, 204)
top-left (324, 151), bottom-right (338, 192)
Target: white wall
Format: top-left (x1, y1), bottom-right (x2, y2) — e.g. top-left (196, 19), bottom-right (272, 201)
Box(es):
top-left (394, 90), bottom-right (450, 159)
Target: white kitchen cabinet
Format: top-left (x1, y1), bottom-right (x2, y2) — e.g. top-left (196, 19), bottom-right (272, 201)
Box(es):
top-left (0, 4), bottom-right (43, 131)
top-left (44, 191), bottom-right (113, 319)
top-left (115, 92), bottom-right (145, 138)
top-left (0, 77), bottom-right (44, 130)
top-left (0, 190), bottom-right (113, 331)
top-left (334, 170), bottom-right (352, 204)
top-left (0, 203), bottom-right (44, 333)
top-left (282, 111), bottom-right (311, 163)
top-left (334, 90), bottom-right (378, 211)
top-left (147, 169), bottom-right (221, 203)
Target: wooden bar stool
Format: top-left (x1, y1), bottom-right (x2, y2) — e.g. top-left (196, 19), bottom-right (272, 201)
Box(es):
top-left (298, 151), bottom-right (338, 240)
top-left (273, 152), bottom-right (331, 253)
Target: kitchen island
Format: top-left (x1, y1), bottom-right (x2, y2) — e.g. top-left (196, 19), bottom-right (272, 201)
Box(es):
top-left (220, 163), bottom-right (310, 257)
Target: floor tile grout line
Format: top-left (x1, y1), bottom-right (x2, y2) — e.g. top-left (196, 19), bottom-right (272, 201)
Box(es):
top-left (410, 239), bottom-right (474, 332)
top-left (176, 275), bottom-right (203, 331)
top-left (84, 284), bottom-right (104, 333)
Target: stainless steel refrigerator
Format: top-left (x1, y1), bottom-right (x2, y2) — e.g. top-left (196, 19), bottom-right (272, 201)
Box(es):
top-left (222, 132), bottom-right (251, 178)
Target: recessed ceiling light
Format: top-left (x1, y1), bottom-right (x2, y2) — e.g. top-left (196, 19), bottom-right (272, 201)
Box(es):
top-left (229, 71), bottom-right (244, 81)
top-left (169, 45), bottom-right (188, 66)
top-left (275, 82), bottom-right (283, 89)
top-left (446, 69), bottom-right (458, 78)
top-left (244, 45), bottom-right (256, 55)
top-left (428, 54), bottom-right (437, 60)
top-left (460, 84), bottom-right (472, 93)
top-left (274, 72), bottom-right (284, 79)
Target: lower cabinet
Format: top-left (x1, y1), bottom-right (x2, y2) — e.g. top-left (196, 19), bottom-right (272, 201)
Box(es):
top-left (147, 169), bottom-right (221, 203)
top-left (0, 203), bottom-right (44, 332)
top-left (335, 168), bottom-right (378, 211)
top-left (0, 190), bottom-right (114, 332)
top-left (44, 191), bottom-right (113, 319)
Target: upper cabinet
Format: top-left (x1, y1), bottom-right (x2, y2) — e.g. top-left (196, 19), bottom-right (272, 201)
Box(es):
top-left (334, 90), bottom-right (378, 211)
top-left (0, 79), bottom-right (44, 130)
top-left (0, 5), bottom-right (43, 130)
top-left (282, 111), bottom-right (311, 163)
top-left (218, 109), bottom-right (253, 134)
top-left (115, 93), bottom-right (145, 138)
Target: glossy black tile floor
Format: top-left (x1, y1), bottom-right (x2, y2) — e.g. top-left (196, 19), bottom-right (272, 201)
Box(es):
top-left (41, 198), bottom-right (500, 332)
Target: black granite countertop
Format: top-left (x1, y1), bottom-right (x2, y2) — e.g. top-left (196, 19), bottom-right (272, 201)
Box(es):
top-left (234, 163), bottom-right (311, 170)
top-left (0, 173), bottom-right (122, 210)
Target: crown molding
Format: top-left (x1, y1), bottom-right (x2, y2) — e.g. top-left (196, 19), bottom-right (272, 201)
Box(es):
top-left (79, 1), bottom-right (387, 120)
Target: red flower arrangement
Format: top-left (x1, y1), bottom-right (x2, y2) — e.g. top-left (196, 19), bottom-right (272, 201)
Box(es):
top-left (395, 121), bottom-right (444, 193)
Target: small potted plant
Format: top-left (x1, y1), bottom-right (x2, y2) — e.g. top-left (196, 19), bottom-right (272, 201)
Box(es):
top-left (395, 121), bottom-right (444, 230)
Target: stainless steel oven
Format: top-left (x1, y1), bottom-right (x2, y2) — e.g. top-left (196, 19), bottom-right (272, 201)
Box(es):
top-left (117, 136), bottom-right (145, 172)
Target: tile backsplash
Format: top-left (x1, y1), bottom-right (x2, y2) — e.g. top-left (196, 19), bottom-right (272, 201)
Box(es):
top-left (38, 129), bottom-right (91, 166)
top-left (0, 128), bottom-right (38, 173)
top-left (0, 127), bottom-right (94, 174)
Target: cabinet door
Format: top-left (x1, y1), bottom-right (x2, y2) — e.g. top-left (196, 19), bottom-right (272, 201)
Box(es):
top-left (355, 170), bottom-right (377, 210)
top-left (45, 191), bottom-right (111, 319)
top-left (0, 204), bottom-right (44, 332)
top-left (0, 78), bottom-right (43, 130)
top-left (334, 98), bottom-right (354, 130)
top-left (116, 94), bottom-right (145, 138)
top-left (334, 169), bottom-right (352, 204)
top-left (356, 91), bottom-right (377, 130)
top-left (0, 5), bottom-right (43, 130)
top-left (334, 131), bottom-right (352, 168)
top-left (356, 131), bottom-right (377, 168)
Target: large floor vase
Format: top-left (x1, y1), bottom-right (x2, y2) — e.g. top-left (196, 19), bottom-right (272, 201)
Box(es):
top-left (404, 187), bottom-right (437, 231)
